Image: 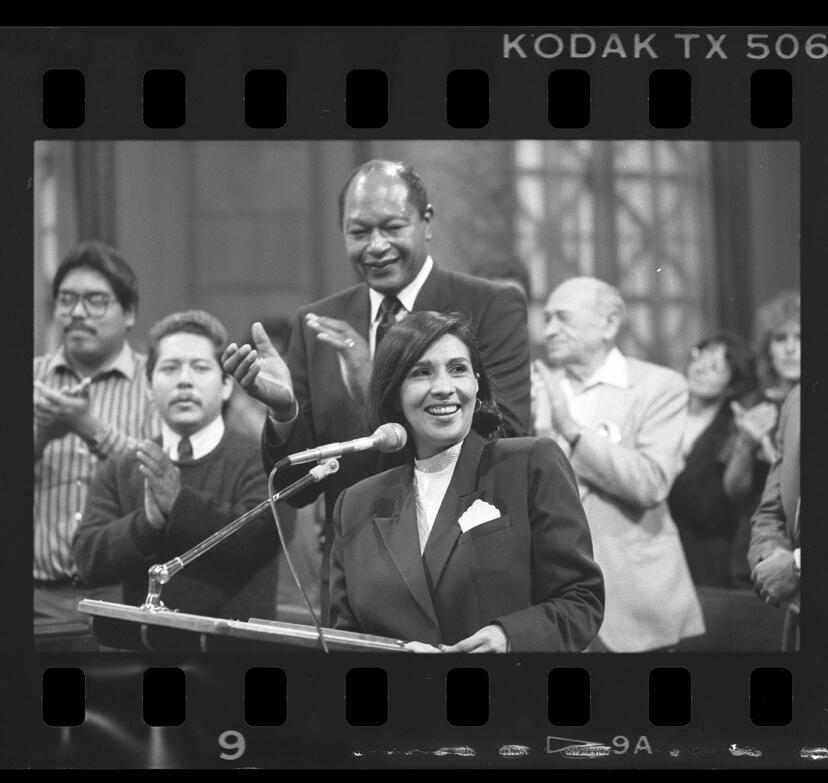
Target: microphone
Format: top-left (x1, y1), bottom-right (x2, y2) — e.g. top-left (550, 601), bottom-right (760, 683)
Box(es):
top-left (276, 423), bottom-right (407, 468)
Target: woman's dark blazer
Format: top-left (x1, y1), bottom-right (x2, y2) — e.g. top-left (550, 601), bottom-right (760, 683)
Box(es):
top-left (328, 430), bottom-right (605, 652)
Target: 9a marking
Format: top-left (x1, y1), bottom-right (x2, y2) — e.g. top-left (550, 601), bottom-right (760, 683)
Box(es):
top-left (613, 735), bottom-right (652, 755)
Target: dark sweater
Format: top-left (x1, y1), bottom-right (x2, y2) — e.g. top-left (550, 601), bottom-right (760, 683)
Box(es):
top-left (668, 402), bottom-right (739, 588)
top-left (72, 428), bottom-right (277, 620)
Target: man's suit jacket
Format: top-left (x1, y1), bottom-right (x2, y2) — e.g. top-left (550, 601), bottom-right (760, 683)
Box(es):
top-left (328, 431), bottom-right (605, 652)
top-left (748, 384), bottom-right (800, 568)
top-left (263, 263), bottom-right (531, 541)
top-left (748, 383), bottom-right (800, 653)
top-left (561, 355), bottom-right (705, 652)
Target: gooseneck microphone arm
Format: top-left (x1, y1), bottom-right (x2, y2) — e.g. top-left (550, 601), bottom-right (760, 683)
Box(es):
top-left (140, 459), bottom-right (340, 612)
top-left (273, 422), bottom-right (408, 469)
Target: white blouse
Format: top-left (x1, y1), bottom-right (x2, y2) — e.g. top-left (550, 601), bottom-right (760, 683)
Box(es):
top-left (413, 441), bottom-right (463, 554)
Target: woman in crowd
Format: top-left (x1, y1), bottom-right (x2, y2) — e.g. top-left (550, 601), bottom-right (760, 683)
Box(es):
top-left (328, 311), bottom-right (604, 652)
top-left (725, 291), bottom-right (801, 587)
top-left (668, 333), bottom-right (757, 587)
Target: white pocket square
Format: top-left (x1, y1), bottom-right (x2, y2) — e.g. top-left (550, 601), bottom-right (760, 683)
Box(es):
top-left (458, 499), bottom-right (502, 533)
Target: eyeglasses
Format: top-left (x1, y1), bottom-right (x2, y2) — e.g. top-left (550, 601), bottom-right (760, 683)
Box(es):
top-left (688, 346), bottom-right (729, 373)
top-left (55, 291), bottom-right (114, 318)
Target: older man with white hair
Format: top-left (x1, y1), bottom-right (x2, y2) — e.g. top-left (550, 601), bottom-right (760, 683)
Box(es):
top-left (533, 276), bottom-right (704, 652)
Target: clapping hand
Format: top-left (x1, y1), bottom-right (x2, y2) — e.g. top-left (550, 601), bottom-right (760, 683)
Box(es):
top-left (731, 400), bottom-right (779, 461)
top-left (34, 377), bottom-right (95, 442)
top-left (532, 360), bottom-right (579, 443)
top-left (305, 313), bottom-right (372, 403)
top-left (143, 477), bottom-right (166, 530)
top-left (137, 440), bottom-right (181, 526)
top-left (221, 322), bottom-right (296, 420)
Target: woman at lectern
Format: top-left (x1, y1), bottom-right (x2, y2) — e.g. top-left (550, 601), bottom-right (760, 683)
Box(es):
top-left (328, 311), bottom-right (604, 652)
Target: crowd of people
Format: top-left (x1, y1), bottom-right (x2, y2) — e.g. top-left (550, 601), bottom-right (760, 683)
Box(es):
top-left (33, 159), bottom-right (801, 653)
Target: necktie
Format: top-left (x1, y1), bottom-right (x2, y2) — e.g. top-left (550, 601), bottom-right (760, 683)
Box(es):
top-left (177, 436), bottom-right (193, 463)
top-left (375, 296), bottom-right (403, 348)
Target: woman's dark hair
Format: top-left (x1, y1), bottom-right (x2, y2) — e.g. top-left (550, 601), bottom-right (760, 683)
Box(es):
top-left (52, 240), bottom-right (139, 312)
top-left (691, 331), bottom-right (758, 402)
top-left (366, 311), bottom-right (502, 446)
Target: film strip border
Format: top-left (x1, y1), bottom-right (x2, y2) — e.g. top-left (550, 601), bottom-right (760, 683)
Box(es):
top-left (28, 655), bottom-right (826, 767)
top-left (42, 67), bottom-right (796, 131)
top-left (43, 664), bottom-right (792, 727)
top-left (6, 26), bottom-right (823, 139)
top-left (7, 25), bottom-right (827, 768)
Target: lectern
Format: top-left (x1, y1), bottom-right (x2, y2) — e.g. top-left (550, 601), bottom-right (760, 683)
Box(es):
top-left (78, 599), bottom-right (410, 652)
top-left (77, 456), bottom-right (411, 652)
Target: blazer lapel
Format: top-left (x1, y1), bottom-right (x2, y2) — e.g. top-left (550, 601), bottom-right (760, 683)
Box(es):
top-left (374, 470), bottom-right (440, 629)
top-left (422, 431), bottom-right (488, 591)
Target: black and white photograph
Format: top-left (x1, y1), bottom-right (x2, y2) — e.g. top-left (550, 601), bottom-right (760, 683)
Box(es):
top-left (32, 139), bottom-right (800, 655)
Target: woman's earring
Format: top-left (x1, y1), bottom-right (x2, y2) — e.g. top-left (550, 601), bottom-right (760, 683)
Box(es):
top-left (474, 398), bottom-right (482, 412)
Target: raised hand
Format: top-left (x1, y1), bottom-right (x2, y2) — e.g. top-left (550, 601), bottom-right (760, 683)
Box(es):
top-left (33, 377), bottom-right (96, 442)
top-left (137, 440), bottom-right (181, 516)
top-left (731, 400), bottom-right (778, 443)
top-left (305, 313), bottom-right (372, 404)
top-left (221, 322), bottom-right (296, 420)
top-left (143, 477), bottom-right (166, 530)
top-left (731, 400), bottom-right (779, 462)
top-left (532, 360), bottom-right (579, 443)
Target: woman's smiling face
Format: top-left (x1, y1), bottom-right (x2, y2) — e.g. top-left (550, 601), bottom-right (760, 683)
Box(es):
top-left (399, 334), bottom-right (479, 459)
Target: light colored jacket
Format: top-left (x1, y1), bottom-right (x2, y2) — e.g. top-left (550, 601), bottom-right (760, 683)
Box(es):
top-left (563, 354), bottom-right (705, 651)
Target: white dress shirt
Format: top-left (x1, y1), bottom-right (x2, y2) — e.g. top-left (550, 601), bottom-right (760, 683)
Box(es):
top-left (367, 255), bottom-right (434, 357)
top-left (557, 348), bottom-right (629, 452)
top-left (413, 440), bottom-right (463, 554)
top-left (161, 415), bottom-right (225, 461)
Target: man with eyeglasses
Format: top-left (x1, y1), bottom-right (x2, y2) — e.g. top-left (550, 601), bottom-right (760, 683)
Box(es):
top-left (33, 241), bottom-right (160, 649)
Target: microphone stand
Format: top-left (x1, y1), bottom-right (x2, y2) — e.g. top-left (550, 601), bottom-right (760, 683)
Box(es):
top-left (140, 459), bottom-right (340, 622)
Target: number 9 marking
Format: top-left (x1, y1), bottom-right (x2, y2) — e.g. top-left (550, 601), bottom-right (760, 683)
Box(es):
top-left (219, 730), bottom-right (246, 761)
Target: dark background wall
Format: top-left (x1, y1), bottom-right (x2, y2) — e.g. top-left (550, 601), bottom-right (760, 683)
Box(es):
top-left (34, 140), bottom-right (799, 367)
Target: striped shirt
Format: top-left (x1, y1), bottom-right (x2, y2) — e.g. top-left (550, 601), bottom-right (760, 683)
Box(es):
top-left (33, 343), bottom-right (161, 581)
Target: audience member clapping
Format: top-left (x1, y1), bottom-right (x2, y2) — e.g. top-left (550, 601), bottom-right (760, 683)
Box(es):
top-left (667, 333), bottom-right (758, 587)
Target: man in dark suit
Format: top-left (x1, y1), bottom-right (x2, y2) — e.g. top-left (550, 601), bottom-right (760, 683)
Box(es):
top-left (222, 160), bottom-right (531, 620)
top-left (748, 384), bottom-right (800, 650)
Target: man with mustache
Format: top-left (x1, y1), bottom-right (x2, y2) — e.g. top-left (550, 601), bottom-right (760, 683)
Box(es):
top-left (223, 159), bottom-right (531, 622)
top-left (33, 241), bottom-right (161, 647)
top-left (72, 310), bottom-right (276, 622)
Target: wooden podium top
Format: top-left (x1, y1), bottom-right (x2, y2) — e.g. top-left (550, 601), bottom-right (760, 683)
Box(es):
top-left (78, 600), bottom-right (410, 652)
